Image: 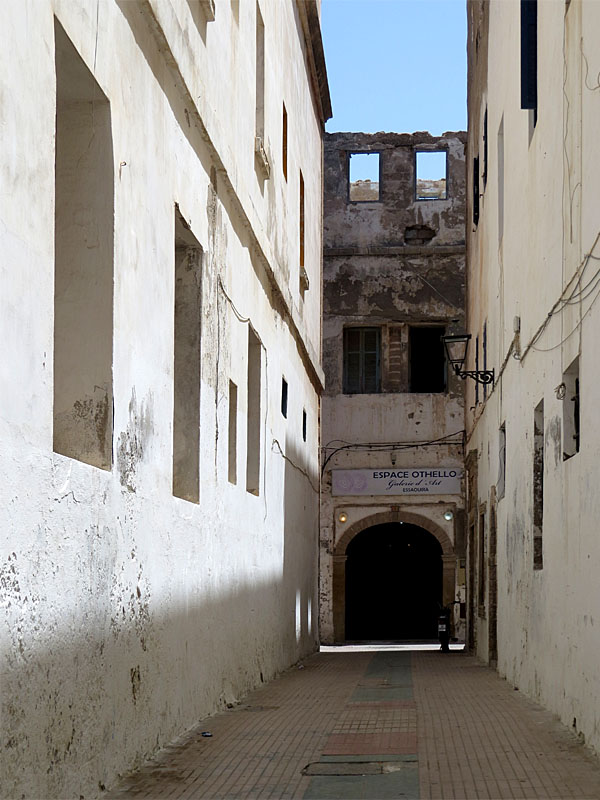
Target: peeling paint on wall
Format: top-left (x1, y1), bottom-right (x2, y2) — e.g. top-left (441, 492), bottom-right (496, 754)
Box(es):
top-left (320, 131), bottom-right (467, 644)
top-left (117, 390), bottom-right (154, 493)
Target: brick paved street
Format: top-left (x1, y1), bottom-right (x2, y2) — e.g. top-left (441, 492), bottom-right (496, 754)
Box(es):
top-left (107, 647), bottom-right (600, 799)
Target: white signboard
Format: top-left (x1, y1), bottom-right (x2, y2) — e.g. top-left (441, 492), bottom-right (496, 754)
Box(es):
top-left (332, 467), bottom-right (463, 496)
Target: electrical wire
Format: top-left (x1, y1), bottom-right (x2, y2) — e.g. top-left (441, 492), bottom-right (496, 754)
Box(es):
top-left (518, 230), bottom-right (600, 362)
top-left (321, 430), bottom-right (465, 475)
top-left (272, 439), bottom-right (319, 494)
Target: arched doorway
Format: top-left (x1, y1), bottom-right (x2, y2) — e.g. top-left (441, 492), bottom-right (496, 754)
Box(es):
top-left (345, 522), bottom-right (443, 640)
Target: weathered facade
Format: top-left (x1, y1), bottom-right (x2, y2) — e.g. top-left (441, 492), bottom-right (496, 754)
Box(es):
top-left (0, 1), bottom-right (330, 797)
top-left (466, 0), bottom-right (600, 756)
top-left (320, 132), bottom-right (467, 644)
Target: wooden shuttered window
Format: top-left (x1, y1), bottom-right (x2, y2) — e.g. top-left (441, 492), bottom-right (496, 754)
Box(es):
top-left (343, 327), bottom-right (381, 394)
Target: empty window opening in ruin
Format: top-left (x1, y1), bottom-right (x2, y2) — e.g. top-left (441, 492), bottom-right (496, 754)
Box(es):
top-left (302, 409), bottom-right (307, 442)
top-left (409, 326), bottom-right (446, 393)
top-left (416, 151), bottom-right (447, 200)
top-left (228, 380), bottom-right (238, 485)
top-left (246, 326), bottom-right (262, 494)
top-left (173, 208), bottom-right (203, 503)
top-left (348, 152), bottom-right (380, 202)
top-left (533, 399), bottom-right (544, 569)
top-left (281, 377), bottom-right (288, 418)
top-left (343, 327), bottom-right (381, 394)
top-left (562, 357), bottom-right (580, 460)
top-left (53, 19), bottom-right (114, 471)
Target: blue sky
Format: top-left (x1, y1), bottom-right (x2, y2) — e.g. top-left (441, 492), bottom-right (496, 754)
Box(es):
top-left (321, 0), bottom-right (467, 136)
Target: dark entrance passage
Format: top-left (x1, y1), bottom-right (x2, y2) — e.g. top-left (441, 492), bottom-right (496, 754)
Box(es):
top-left (345, 522), bottom-right (442, 640)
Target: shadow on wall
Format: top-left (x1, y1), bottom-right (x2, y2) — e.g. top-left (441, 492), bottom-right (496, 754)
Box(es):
top-left (116, 0), bottom-right (289, 331)
top-left (1, 439), bottom-right (319, 800)
top-left (0, 574), bottom-right (283, 799)
top-left (282, 432), bottom-right (320, 654)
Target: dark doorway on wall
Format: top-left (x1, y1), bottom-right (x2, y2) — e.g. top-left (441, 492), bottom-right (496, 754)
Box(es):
top-left (409, 326), bottom-right (446, 392)
top-left (345, 523), bottom-right (442, 640)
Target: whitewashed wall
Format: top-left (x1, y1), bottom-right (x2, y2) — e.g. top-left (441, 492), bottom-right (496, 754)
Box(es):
top-left (0, 1), bottom-right (325, 797)
top-left (467, 0), bottom-right (600, 757)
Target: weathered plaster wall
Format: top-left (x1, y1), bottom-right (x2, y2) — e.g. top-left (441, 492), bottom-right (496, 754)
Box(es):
top-left (0, 1), bottom-right (326, 797)
top-left (324, 132), bottom-right (466, 250)
top-left (320, 132), bottom-right (467, 644)
top-left (466, 0), bottom-right (600, 757)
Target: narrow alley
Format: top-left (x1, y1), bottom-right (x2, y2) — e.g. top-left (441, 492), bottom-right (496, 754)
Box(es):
top-left (6, 1), bottom-right (600, 798)
top-left (107, 647), bottom-right (600, 799)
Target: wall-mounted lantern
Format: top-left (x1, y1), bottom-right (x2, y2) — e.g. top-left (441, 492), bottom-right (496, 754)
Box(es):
top-left (441, 333), bottom-right (494, 385)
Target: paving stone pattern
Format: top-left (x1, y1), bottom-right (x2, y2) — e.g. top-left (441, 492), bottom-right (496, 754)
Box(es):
top-left (107, 649), bottom-right (600, 799)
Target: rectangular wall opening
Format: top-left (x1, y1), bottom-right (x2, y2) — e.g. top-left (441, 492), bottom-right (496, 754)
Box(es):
top-left (562, 356), bottom-right (580, 460)
top-left (228, 380), bottom-right (238, 485)
top-left (483, 320), bottom-right (488, 400)
top-left (533, 399), bottom-right (544, 569)
top-left (482, 107), bottom-right (488, 188)
top-left (302, 409), bottom-right (307, 442)
top-left (348, 152), bottom-right (380, 202)
top-left (521, 0), bottom-right (538, 113)
top-left (281, 377), bottom-right (288, 418)
top-left (472, 156), bottom-right (480, 225)
top-left (299, 170), bottom-right (305, 269)
top-left (468, 523), bottom-right (476, 647)
top-left (478, 511), bottom-right (486, 613)
top-left (282, 102), bottom-right (288, 181)
top-left (475, 334), bottom-right (480, 405)
top-left (255, 3), bottom-right (265, 141)
top-left (410, 326), bottom-right (445, 392)
top-left (497, 422), bottom-right (506, 500)
top-left (498, 117), bottom-right (504, 243)
top-left (246, 326), bottom-right (262, 495)
top-left (53, 19), bottom-right (114, 470)
top-left (416, 151), bottom-right (447, 200)
top-left (173, 209), bottom-right (203, 503)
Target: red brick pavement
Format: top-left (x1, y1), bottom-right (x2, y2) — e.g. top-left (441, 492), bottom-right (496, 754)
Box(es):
top-left (106, 647), bottom-right (600, 799)
top-left (322, 731), bottom-right (418, 755)
top-left (414, 651), bottom-right (600, 799)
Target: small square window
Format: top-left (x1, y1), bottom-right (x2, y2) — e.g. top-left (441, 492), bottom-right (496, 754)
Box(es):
top-left (349, 152), bottom-right (380, 202)
top-left (416, 151), bottom-right (447, 200)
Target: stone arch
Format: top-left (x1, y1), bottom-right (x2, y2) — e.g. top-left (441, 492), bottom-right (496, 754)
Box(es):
top-left (335, 509), bottom-right (453, 558)
top-left (332, 509), bottom-right (455, 642)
